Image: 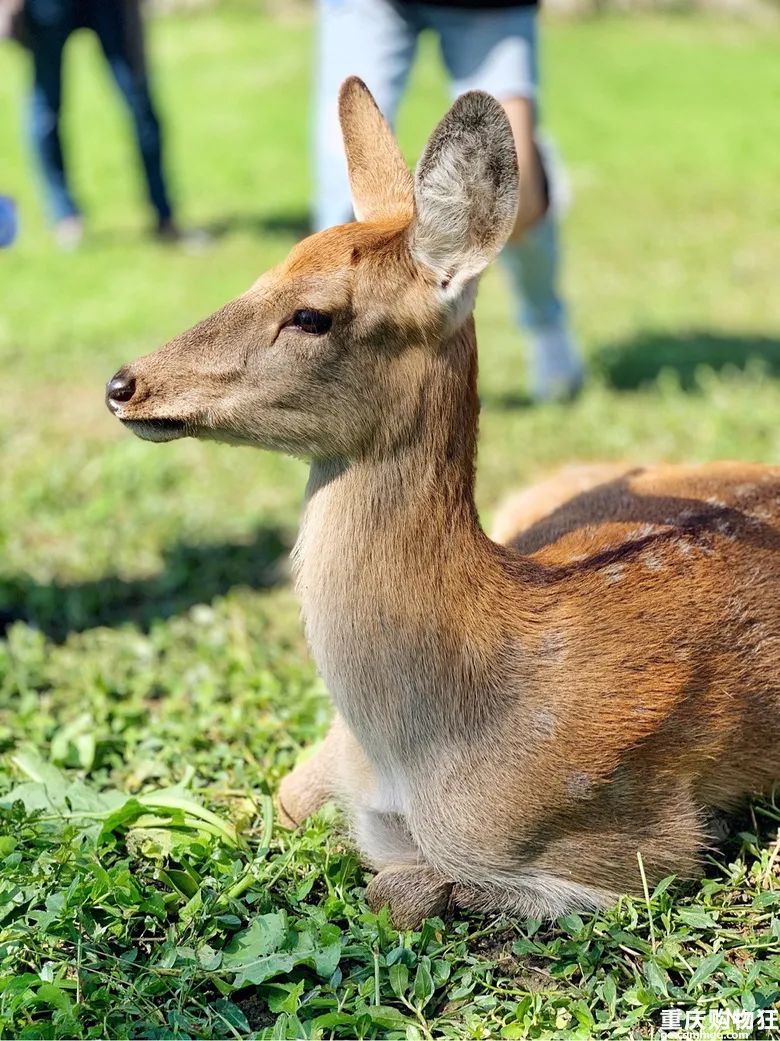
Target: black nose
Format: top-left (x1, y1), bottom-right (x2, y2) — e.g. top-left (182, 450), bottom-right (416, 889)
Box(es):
top-left (106, 370), bottom-right (136, 412)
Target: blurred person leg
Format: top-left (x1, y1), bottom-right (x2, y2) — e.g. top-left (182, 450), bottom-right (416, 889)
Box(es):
top-left (432, 3), bottom-right (583, 401)
top-left (314, 0), bottom-right (420, 231)
top-left (25, 0), bottom-right (83, 246)
top-left (87, 0), bottom-right (174, 234)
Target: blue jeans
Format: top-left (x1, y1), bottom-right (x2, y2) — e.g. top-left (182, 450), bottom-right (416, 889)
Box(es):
top-left (314, 0), bottom-right (564, 331)
top-left (25, 0), bottom-right (172, 223)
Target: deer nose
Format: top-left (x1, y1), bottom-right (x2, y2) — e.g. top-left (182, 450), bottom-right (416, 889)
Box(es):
top-left (105, 370), bottom-right (136, 413)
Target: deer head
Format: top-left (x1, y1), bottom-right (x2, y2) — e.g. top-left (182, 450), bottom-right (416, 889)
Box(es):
top-left (105, 78), bottom-right (518, 461)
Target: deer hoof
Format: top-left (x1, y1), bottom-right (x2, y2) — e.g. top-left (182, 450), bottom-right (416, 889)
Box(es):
top-left (276, 768), bottom-right (323, 830)
top-left (365, 866), bottom-right (453, 929)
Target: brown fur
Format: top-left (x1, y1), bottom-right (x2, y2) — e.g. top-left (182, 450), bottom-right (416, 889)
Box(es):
top-left (338, 78), bottom-right (414, 224)
top-left (107, 79), bottom-right (780, 927)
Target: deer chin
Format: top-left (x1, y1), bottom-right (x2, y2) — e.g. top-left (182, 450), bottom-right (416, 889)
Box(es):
top-left (121, 417), bottom-right (188, 443)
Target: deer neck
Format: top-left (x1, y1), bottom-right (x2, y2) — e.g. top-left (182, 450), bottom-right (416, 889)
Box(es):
top-left (293, 319), bottom-right (503, 765)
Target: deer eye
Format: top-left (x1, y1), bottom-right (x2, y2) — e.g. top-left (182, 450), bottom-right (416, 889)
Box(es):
top-left (289, 309), bottom-right (332, 335)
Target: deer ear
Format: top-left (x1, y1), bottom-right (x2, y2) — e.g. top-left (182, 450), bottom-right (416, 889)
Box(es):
top-left (410, 91), bottom-right (519, 287)
top-left (338, 77), bottom-right (414, 224)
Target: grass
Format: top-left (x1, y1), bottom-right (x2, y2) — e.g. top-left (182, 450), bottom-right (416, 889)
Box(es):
top-left (1, 6), bottom-right (780, 1038)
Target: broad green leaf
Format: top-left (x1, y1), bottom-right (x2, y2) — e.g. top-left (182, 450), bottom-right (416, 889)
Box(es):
top-left (365, 1005), bottom-right (415, 1028)
top-left (231, 952), bottom-right (295, 988)
top-left (678, 908), bottom-right (717, 930)
top-left (688, 953), bottom-right (724, 990)
top-left (223, 912), bottom-right (287, 966)
top-left (221, 912), bottom-right (293, 986)
top-left (10, 749), bottom-right (66, 788)
top-left (643, 959), bottom-right (669, 996)
top-left (180, 888), bottom-right (203, 924)
top-left (558, 912), bottom-right (586, 936)
top-left (35, 983), bottom-right (72, 1012)
top-left (197, 945), bottom-right (222, 971)
top-left (312, 940), bottom-right (341, 978)
top-left (99, 798), bottom-right (148, 839)
top-left (313, 1012), bottom-right (363, 1030)
top-left (413, 960), bottom-right (435, 1008)
top-left (266, 980), bottom-right (304, 1015)
top-left (602, 974), bottom-right (617, 1016)
top-left (753, 891), bottom-right (780, 908)
top-left (213, 999), bottom-right (250, 1035)
top-left (0, 836), bottom-right (17, 857)
top-left (389, 962), bottom-right (409, 998)
top-left (161, 869), bottom-right (200, 899)
top-left (51, 714), bottom-right (97, 770)
top-left (1, 782), bottom-right (59, 813)
top-left (651, 875), bottom-right (676, 900)
top-left (66, 782), bottom-right (125, 816)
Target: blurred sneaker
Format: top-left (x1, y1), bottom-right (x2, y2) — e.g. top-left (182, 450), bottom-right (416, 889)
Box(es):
top-left (155, 218), bottom-right (211, 252)
top-left (54, 215), bottom-right (84, 251)
top-left (529, 320), bottom-right (585, 403)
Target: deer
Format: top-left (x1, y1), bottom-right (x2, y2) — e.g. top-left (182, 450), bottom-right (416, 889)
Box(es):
top-left (105, 77), bottom-right (780, 929)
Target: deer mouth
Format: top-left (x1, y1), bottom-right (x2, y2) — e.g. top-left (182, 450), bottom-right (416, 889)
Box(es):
top-left (121, 417), bottom-right (188, 443)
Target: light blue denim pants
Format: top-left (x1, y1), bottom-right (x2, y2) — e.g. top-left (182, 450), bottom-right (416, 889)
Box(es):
top-left (314, 0), bottom-right (565, 333)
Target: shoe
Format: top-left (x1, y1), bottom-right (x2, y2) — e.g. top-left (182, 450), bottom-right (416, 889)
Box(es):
top-left (155, 218), bottom-right (210, 252)
top-left (529, 321), bottom-right (585, 403)
top-left (54, 215), bottom-right (84, 251)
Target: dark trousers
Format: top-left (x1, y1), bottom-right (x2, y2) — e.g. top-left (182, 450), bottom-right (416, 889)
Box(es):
top-left (25, 0), bottom-right (172, 222)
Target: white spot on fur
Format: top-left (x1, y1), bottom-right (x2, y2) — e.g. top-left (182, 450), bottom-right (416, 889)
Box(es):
top-left (538, 631), bottom-right (566, 663)
top-left (605, 564), bottom-right (625, 583)
top-left (643, 552), bottom-right (663, 571)
top-left (565, 771), bottom-right (593, 798)
top-left (714, 517), bottom-right (736, 539)
top-left (629, 523), bottom-right (660, 541)
top-left (531, 707), bottom-right (557, 738)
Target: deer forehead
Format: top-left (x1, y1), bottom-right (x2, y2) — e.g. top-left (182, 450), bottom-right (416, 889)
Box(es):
top-left (258, 220), bottom-right (438, 330)
top-left (281, 220), bottom-right (409, 278)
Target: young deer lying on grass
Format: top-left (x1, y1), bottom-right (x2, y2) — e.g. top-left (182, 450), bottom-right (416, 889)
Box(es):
top-left (107, 78), bottom-right (780, 928)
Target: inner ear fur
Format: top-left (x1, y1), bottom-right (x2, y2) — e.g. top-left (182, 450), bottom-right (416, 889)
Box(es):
top-left (338, 77), bottom-right (414, 224)
top-left (410, 91), bottom-right (519, 282)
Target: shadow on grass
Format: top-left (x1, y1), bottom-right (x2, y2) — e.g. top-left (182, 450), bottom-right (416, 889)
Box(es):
top-left (202, 210), bottom-right (311, 240)
top-left (0, 525), bottom-right (291, 642)
top-left (480, 389), bottom-right (535, 411)
top-left (483, 330), bottom-right (780, 410)
top-left (596, 330), bottom-right (780, 391)
top-left (710, 798), bottom-right (780, 861)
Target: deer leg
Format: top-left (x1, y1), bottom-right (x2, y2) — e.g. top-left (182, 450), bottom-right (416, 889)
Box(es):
top-left (277, 714), bottom-right (355, 828)
top-left (365, 864), bottom-right (453, 930)
top-left (448, 876), bottom-right (615, 920)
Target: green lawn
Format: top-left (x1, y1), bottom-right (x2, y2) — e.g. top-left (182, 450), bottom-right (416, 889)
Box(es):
top-left (1, 8), bottom-right (780, 1039)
